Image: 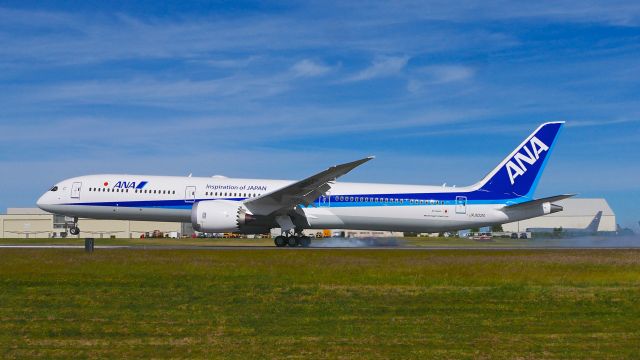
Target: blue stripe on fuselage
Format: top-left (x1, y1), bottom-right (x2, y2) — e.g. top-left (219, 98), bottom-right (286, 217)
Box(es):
top-left (64, 190), bottom-right (526, 210)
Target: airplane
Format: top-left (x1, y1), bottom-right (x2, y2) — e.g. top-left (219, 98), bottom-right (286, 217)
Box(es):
top-left (37, 122), bottom-right (573, 247)
top-left (527, 211), bottom-right (602, 236)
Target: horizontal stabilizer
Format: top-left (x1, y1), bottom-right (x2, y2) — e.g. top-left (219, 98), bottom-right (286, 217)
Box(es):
top-left (504, 194), bottom-right (576, 209)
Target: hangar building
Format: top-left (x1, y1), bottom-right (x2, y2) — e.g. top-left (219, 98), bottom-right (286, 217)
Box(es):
top-left (0, 208), bottom-right (187, 239)
top-left (502, 198), bottom-right (616, 233)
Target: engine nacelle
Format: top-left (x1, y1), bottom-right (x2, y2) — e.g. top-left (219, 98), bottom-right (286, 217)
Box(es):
top-left (191, 200), bottom-right (254, 233)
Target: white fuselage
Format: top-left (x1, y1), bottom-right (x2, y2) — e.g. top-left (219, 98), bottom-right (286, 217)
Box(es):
top-left (36, 174), bottom-right (548, 233)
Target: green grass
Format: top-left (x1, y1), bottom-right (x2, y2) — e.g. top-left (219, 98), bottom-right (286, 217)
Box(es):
top-left (1, 249), bottom-right (639, 359)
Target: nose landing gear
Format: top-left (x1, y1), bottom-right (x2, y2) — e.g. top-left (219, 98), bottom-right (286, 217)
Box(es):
top-left (66, 217), bottom-right (80, 236)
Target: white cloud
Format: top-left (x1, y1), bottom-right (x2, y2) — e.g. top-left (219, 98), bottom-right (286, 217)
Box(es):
top-left (291, 59), bottom-right (331, 77)
top-left (198, 56), bottom-right (260, 69)
top-left (423, 65), bottom-right (474, 83)
top-left (408, 65), bottom-right (474, 92)
top-left (346, 56), bottom-right (409, 82)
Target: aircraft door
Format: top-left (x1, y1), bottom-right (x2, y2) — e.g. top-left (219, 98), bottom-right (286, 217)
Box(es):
top-left (185, 186), bottom-right (196, 203)
top-left (455, 196), bottom-right (467, 214)
top-left (71, 182), bottom-right (82, 199)
top-left (319, 192), bottom-right (331, 208)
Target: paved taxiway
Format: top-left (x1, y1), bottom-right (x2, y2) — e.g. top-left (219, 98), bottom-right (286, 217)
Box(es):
top-left (1, 244), bottom-right (638, 250)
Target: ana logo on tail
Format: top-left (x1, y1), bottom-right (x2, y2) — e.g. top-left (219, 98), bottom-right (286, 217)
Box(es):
top-left (505, 136), bottom-right (549, 185)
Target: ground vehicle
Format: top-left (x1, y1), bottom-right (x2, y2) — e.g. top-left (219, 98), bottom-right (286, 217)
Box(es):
top-left (471, 232), bottom-right (493, 241)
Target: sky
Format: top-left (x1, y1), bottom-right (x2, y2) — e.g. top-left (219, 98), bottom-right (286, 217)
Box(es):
top-left (0, 1), bottom-right (639, 230)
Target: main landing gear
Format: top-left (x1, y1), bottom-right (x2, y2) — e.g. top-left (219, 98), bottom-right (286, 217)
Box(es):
top-left (274, 234), bottom-right (311, 248)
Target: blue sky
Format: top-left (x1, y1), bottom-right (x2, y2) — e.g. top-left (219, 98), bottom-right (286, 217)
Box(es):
top-left (1, 1), bottom-right (639, 230)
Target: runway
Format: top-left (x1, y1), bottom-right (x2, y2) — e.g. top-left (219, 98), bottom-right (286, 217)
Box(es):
top-left (0, 244), bottom-right (639, 250)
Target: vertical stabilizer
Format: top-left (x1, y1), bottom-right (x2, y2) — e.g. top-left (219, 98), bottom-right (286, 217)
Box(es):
top-left (472, 122), bottom-right (564, 200)
top-left (586, 211), bottom-right (603, 232)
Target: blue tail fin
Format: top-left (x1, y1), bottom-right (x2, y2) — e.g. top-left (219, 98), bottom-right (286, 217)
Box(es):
top-left (473, 122), bottom-right (564, 199)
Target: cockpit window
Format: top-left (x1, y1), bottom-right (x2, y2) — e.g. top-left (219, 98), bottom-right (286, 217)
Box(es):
top-left (49, 186), bottom-right (58, 192)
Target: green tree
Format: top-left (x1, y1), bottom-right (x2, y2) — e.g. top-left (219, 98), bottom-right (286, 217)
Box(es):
top-left (491, 224), bottom-right (504, 232)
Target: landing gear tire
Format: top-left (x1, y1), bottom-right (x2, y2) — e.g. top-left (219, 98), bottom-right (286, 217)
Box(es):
top-left (69, 227), bottom-right (80, 235)
top-left (287, 236), bottom-right (300, 247)
top-left (299, 236), bottom-right (311, 248)
top-left (274, 236), bottom-right (287, 247)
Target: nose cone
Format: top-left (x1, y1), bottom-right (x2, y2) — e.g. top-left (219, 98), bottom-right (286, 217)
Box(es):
top-left (37, 193), bottom-right (51, 212)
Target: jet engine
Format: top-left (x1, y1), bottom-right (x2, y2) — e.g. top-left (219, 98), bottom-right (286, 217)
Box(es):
top-left (191, 200), bottom-right (255, 233)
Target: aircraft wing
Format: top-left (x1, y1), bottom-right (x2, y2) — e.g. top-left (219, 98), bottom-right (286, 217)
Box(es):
top-left (243, 156), bottom-right (374, 216)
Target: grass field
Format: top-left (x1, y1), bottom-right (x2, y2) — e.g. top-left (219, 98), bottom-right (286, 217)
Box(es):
top-left (0, 235), bottom-right (628, 248)
top-left (1, 249), bottom-right (639, 359)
